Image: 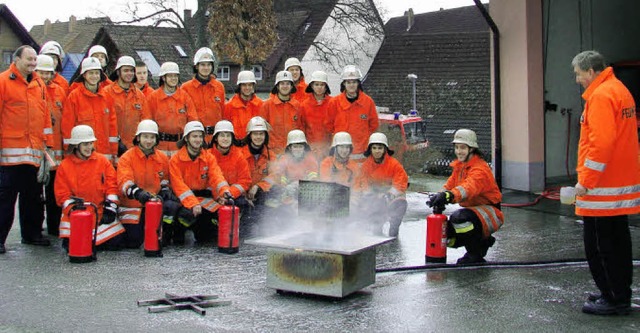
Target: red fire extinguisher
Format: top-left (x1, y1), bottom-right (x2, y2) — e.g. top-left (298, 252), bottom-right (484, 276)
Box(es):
top-left (69, 200), bottom-right (98, 263)
top-left (425, 202), bottom-right (447, 263)
top-left (218, 198), bottom-right (239, 254)
top-left (144, 198), bottom-right (163, 257)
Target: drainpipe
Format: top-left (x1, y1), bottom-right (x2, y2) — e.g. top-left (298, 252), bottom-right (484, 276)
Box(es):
top-left (473, 0), bottom-right (502, 189)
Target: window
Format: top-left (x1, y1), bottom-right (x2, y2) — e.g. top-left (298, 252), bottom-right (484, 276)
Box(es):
top-left (3, 51), bottom-right (12, 65)
top-left (251, 65), bottom-right (263, 80)
top-left (135, 50), bottom-right (161, 76)
top-left (173, 45), bottom-right (188, 58)
top-left (217, 66), bottom-right (230, 81)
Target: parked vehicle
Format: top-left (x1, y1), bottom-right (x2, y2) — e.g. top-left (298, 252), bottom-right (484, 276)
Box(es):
top-left (377, 107), bottom-right (429, 162)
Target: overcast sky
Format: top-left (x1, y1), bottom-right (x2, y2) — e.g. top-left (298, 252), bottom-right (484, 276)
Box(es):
top-left (7, 0), bottom-right (486, 31)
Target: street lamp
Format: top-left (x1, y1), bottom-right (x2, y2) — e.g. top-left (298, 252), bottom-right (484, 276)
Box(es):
top-left (407, 73), bottom-right (418, 116)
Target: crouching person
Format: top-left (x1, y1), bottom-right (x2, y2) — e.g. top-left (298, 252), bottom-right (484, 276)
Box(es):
top-left (353, 133), bottom-right (408, 237)
top-left (427, 129), bottom-right (502, 264)
top-left (117, 120), bottom-right (170, 248)
top-left (169, 121), bottom-right (231, 244)
top-left (55, 125), bottom-right (124, 250)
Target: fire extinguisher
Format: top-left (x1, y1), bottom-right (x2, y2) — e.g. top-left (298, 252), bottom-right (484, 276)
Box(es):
top-left (425, 200), bottom-right (447, 263)
top-left (144, 197), bottom-right (163, 258)
top-left (69, 199), bottom-right (98, 263)
top-left (218, 198), bottom-right (239, 254)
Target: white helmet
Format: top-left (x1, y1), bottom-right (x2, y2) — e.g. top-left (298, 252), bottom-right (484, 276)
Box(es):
top-left (80, 57), bottom-right (102, 75)
top-left (246, 116), bottom-right (270, 133)
top-left (274, 70), bottom-right (294, 85)
top-left (341, 65), bottom-right (363, 81)
top-left (135, 119), bottom-right (159, 136)
top-left (183, 121), bottom-right (205, 138)
top-left (68, 125), bottom-right (97, 145)
top-left (193, 47), bottom-right (216, 65)
top-left (213, 120), bottom-right (234, 137)
top-left (451, 129), bottom-right (479, 148)
top-left (39, 41), bottom-right (64, 60)
top-left (158, 62), bottom-right (180, 76)
top-left (331, 132), bottom-right (353, 148)
top-left (286, 129), bottom-right (307, 146)
top-left (88, 45), bottom-right (108, 60)
top-left (35, 55), bottom-right (55, 72)
top-left (368, 132), bottom-right (388, 148)
top-left (237, 70), bottom-right (256, 85)
top-left (284, 57), bottom-right (301, 71)
top-left (115, 56), bottom-right (136, 71)
top-left (309, 70), bottom-right (328, 84)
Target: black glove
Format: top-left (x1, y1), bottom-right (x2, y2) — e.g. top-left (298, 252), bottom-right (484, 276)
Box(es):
top-left (134, 189), bottom-right (153, 204)
top-left (427, 191), bottom-right (453, 208)
top-left (69, 196), bottom-right (85, 208)
top-left (192, 189), bottom-right (213, 198)
top-left (158, 186), bottom-right (175, 201)
top-left (101, 200), bottom-right (118, 225)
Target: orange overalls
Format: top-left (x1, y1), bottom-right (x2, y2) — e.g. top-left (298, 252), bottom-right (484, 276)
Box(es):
top-left (146, 87), bottom-right (198, 157)
top-left (326, 92), bottom-right (379, 157)
top-left (103, 82), bottom-right (150, 149)
top-left (258, 95), bottom-right (301, 156)
top-left (242, 144), bottom-right (277, 191)
top-left (182, 77), bottom-right (226, 143)
top-left (223, 94), bottom-right (263, 140)
top-left (319, 156), bottom-right (359, 188)
top-left (44, 81), bottom-right (66, 165)
top-left (52, 72), bottom-right (69, 96)
top-left (291, 78), bottom-right (308, 103)
top-left (300, 94), bottom-right (333, 162)
top-left (210, 146), bottom-right (252, 199)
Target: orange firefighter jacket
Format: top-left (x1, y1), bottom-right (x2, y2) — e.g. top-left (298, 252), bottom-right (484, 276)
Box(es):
top-left (210, 146), bottom-right (252, 199)
top-left (146, 87), bottom-right (198, 156)
top-left (55, 151), bottom-right (122, 241)
top-left (258, 95), bottom-right (301, 156)
top-left (136, 82), bottom-right (155, 97)
top-left (300, 94), bottom-right (333, 161)
top-left (319, 156), bottom-right (359, 188)
top-left (182, 77), bottom-right (226, 141)
top-left (223, 94), bottom-right (263, 140)
top-left (0, 64), bottom-right (52, 167)
top-left (576, 66), bottom-right (640, 217)
top-left (243, 144), bottom-right (277, 191)
top-left (62, 84), bottom-right (118, 160)
top-left (326, 92), bottom-right (379, 156)
top-left (103, 82), bottom-right (150, 149)
top-left (169, 147), bottom-right (230, 211)
top-left (117, 147), bottom-right (170, 209)
top-left (444, 154), bottom-right (503, 237)
top-left (69, 78), bottom-right (113, 93)
top-left (270, 152), bottom-right (319, 186)
top-left (52, 73), bottom-right (69, 95)
top-left (354, 154), bottom-right (408, 196)
top-left (291, 78), bottom-right (308, 103)
top-left (45, 81), bottom-right (66, 166)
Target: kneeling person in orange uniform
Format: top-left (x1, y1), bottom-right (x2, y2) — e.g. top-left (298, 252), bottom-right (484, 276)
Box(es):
top-left (169, 121), bottom-right (231, 244)
top-left (427, 129), bottom-right (503, 264)
top-left (209, 121), bottom-right (252, 208)
top-left (319, 132), bottom-right (359, 188)
top-left (353, 133), bottom-right (408, 237)
top-left (55, 125), bottom-right (125, 250)
top-left (117, 120), bottom-right (171, 248)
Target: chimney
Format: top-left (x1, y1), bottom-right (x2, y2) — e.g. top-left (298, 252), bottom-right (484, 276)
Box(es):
top-left (68, 15), bottom-right (76, 33)
top-left (44, 19), bottom-right (51, 36)
top-left (406, 8), bottom-right (414, 32)
top-left (184, 9), bottom-right (192, 22)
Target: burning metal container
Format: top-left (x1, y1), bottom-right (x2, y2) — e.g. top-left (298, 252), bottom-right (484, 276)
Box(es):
top-left (247, 180), bottom-right (393, 298)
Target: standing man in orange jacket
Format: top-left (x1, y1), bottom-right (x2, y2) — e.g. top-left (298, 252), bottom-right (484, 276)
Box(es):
top-left (182, 47), bottom-right (226, 145)
top-left (104, 56), bottom-right (149, 155)
top-left (224, 70), bottom-right (263, 141)
top-left (300, 70), bottom-right (333, 162)
top-left (62, 57), bottom-right (118, 164)
top-left (284, 57), bottom-right (307, 103)
top-left (147, 62), bottom-right (198, 157)
top-left (259, 71), bottom-right (301, 156)
top-left (326, 65), bottom-right (378, 161)
top-left (0, 46), bottom-right (53, 253)
top-left (571, 51), bottom-right (640, 315)
top-left (35, 54), bottom-right (66, 236)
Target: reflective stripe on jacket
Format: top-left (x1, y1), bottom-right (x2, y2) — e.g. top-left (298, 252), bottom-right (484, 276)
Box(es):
top-left (0, 64), bottom-right (52, 166)
top-left (576, 67), bottom-right (640, 216)
top-left (326, 92), bottom-right (378, 155)
top-left (103, 82), bottom-right (150, 149)
top-left (258, 95), bottom-right (301, 156)
top-left (444, 154), bottom-right (503, 236)
top-left (223, 94), bottom-right (263, 140)
top-left (117, 147), bottom-right (170, 209)
top-left (169, 147), bottom-right (229, 211)
top-left (210, 146), bottom-right (252, 199)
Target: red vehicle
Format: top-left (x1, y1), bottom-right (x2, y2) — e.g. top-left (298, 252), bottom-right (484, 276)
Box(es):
top-left (377, 107), bottom-right (429, 162)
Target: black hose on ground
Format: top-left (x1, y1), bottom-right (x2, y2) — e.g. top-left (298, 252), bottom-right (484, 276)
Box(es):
top-left (376, 259), bottom-right (640, 273)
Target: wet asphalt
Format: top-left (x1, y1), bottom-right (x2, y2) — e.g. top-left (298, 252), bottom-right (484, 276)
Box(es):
top-left (0, 190), bottom-right (639, 332)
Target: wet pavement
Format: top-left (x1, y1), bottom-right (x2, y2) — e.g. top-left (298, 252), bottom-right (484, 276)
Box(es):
top-left (1, 190), bottom-right (639, 332)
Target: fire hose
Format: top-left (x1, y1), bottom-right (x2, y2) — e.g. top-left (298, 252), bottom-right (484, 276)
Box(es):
top-left (376, 259), bottom-right (640, 273)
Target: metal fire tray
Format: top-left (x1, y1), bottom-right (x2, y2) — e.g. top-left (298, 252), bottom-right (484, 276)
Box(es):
top-left (246, 231), bottom-right (393, 255)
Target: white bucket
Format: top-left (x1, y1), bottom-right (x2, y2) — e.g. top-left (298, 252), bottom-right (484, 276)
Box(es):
top-left (560, 186), bottom-right (576, 205)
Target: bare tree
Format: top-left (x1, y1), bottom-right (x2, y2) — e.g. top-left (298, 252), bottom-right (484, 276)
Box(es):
top-left (208, 0), bottom-right (278, 66)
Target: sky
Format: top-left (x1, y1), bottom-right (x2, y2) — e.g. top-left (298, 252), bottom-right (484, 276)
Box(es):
top-left (5, 0), bottom-right (487, 31)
